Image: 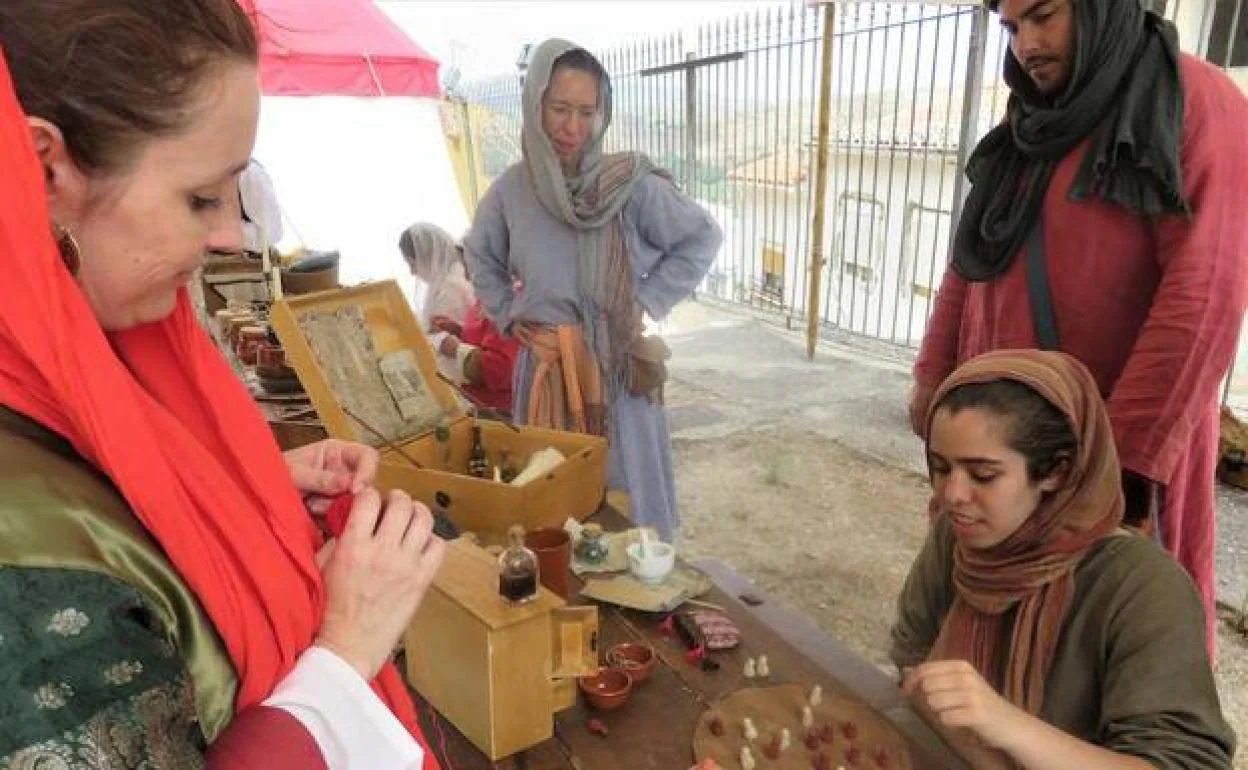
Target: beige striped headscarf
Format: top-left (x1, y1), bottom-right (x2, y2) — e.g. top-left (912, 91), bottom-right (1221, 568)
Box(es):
top-left (926, 350), bottom-right (1124, 715)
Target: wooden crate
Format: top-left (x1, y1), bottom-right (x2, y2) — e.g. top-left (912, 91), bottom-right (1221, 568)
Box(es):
top-left (270, 281), bottom-right (607, 539)
top-left (404, 538), bottom-right (599, 760)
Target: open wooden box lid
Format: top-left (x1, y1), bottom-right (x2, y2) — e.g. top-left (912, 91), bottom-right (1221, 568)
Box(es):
top-left (270, 280), bottom-right (462, 448)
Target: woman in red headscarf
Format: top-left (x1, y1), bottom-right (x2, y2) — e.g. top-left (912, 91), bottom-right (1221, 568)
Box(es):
top-left (892, 351), bottom-right (1233, 770)
top-left (0, 2), bottom-right (444, 768)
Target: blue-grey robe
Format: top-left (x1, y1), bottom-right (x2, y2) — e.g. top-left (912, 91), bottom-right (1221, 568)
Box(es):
top-left (465, 164), bottom-right (721, 540)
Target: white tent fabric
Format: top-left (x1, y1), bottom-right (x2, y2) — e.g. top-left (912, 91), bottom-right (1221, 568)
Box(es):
top-left (253, 96), bottom-right (469, 306)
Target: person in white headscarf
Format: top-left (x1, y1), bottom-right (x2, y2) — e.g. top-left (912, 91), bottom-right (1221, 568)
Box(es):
top-left (398, 222), bottom-right (475, 331)
top-left (238, 159), bottom-right (284, 257)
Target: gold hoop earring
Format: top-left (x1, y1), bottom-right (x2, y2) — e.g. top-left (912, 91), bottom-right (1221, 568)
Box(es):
top-left (53, 224), bottom-right (81, 275)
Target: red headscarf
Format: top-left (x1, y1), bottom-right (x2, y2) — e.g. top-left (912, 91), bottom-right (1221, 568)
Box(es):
top-left (0, 55), bottom-right (436, 768)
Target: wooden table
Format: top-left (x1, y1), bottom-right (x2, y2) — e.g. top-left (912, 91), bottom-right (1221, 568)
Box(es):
top-left (409, 511), bottom-right (965, 770)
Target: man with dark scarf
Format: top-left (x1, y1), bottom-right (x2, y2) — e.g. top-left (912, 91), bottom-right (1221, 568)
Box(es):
top-left (909, 0), bottom-right (1248, 656)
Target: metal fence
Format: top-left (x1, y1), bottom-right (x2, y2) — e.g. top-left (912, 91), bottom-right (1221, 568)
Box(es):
top-left (463, 3), bottom-right (995, 348)
top-left (459, 0), bottom-right (1246, 403)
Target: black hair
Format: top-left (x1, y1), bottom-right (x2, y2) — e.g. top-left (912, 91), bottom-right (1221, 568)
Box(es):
top-left (397, 229), bottom-right (415, 265)
top-left (935, 379), bottom-right (1077, 482)
top-left (552, 48), bottom-right (607, 84)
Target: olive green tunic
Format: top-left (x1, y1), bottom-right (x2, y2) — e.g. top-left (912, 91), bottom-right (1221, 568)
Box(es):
top-left (891, 516), bottom-right (1235, 769)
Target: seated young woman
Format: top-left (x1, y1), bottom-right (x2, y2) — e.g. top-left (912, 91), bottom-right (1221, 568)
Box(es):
top-left (891, 350), bottom-right (1235, 770)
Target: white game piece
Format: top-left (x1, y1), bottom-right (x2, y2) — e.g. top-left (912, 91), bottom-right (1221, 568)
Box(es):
top-left (801, 705), bottom-right (814, 728)
top-left (809, 684), bottom-right (823, 707)
top-left (743, 658), bottom-right (756, 678)
top-left (742, 717), bottom-right (758, 742)
top-left (756, 655), bottom-right (770, 677)
top-left (779, 728), bottom-right (792, 751)
top-left (740, 746), bottom-right (756, 770)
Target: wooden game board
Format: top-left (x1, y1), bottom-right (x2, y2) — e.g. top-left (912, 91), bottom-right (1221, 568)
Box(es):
top-left (692, 684), bottom-right (913, 770)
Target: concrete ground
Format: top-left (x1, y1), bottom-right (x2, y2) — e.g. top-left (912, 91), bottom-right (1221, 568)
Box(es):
top-left (659, 298), bottom-right (1248, 766)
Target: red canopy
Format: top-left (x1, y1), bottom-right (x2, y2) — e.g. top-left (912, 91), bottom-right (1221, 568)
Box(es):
top-left (240, 0), bottom-right (440, 98)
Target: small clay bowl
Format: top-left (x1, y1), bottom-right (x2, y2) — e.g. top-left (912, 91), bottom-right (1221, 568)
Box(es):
top-left (577, 668), bottom-right (633, 711)
top-left (606, 642), bottom-right (657, 684)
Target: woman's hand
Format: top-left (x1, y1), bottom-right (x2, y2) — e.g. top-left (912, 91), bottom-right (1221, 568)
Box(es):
top-left (905, 661), bottom-right (1159, 770)
top-left (903, 661), bottom-right (1025, 751)
top-left (439, 334), bottom-right (460, 357)
top-left (511, 321), bottom-right (540, 346)
top-left (285, 439), bottom-right (380, 519)
top-left (430, 315), bottom-right (463, 338)
top-left (315, 489), bottom-right (447, 680)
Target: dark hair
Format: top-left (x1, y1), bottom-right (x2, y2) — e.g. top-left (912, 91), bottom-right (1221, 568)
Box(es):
top-left (935, 379), bottom-right (1077, 482)
top-left (1, 0), bottom-right (259, 174)
top-left (397, 229), bottom-right (416, 265)
top-left (552, 48), bottom-right (607, 85)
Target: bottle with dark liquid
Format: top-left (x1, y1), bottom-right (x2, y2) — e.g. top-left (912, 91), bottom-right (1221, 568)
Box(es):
top-left (498, 525), bottom-right (539, 604)
top-left (468, 425), bottom-right (490, 479)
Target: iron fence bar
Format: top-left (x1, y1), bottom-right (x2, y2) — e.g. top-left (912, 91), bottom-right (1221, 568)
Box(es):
top-left (831, 5), bottom-right (858, 326)
top-left (764, 7), bottom-right (778, 315)
top-left (728, 13), bottom-right (738, 304)
top-left (948, 4), bottom-right (990, 262)
top-left (869, 3), bottom-right (894, 338)
top-left (920, 5), bottom-right (965, 337)
top-left (901, 3), bottom-right (934, 344)
top-left (1225, 0), bottom-right (1244, 67)
top-left (719, 17), bottom-right (729, 296)
top-left (910, 4), bottom-right (947, 339)
top-left (884, 4), bottom-right (912, 343)
top-left (685, 51), bottom-right (697, 193)
top-left (827, 5), bottom-right (851, 325)
top-left (848, 3), bottom-right (878, 333)
top-left (640, 50), bottom-right (744, 76)
top-left (751, 10), bottom-right (763, 309)
top-left (783, 4), bottom-right (801, 316)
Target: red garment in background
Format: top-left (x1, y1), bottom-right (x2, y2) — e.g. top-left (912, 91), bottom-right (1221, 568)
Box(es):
top-left (0, 56), bottom-right (437, 767)
top-left (461, 302), bottom-right (520, 413)
top-left (914, 55), bottom-right (1248, 650)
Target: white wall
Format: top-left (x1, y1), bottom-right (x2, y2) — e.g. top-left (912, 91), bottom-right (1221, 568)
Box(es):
top-left (253, 96), bottom-right (469, 305)
top-left (708, 152), bottom-right (955, 346)
top-left (1230, 68), bottom-right (1248, 93)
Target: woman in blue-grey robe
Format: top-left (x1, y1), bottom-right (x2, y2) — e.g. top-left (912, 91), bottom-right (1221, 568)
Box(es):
top-left (464, 39), bottom-right (721, 541)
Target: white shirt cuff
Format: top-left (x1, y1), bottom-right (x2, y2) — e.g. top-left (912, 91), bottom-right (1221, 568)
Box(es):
top-left (264, 646), bottom-right (425, 770)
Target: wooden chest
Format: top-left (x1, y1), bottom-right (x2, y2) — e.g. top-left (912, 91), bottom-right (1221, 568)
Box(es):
top-left (271, 281), bottom-right (607, 539)
top-left (404, 538), bottom-right (599, 760)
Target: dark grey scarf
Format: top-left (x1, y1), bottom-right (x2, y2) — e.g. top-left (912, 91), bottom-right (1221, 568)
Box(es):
top-left (952, 2), bottom-right (1186, 281)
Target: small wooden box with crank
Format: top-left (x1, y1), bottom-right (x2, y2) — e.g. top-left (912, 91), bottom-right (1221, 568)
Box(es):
top-left (404, 537), bottom-right (598, 760)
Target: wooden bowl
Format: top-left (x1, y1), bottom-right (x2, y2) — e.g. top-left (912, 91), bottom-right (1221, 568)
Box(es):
top-left (578, 668), bottom-right (633, 711)
top-left (606, 642), bottom-right (657, 684)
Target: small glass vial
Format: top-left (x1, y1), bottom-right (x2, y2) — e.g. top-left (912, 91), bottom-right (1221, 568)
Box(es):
top-left (498, 525), bottom-right (539, 605)
top-left (468, 425), bottom-right (490, 479)
top-left (434, 423), bottom-right (451, 470)
top-left (575, 523), bottom-right (609, 565)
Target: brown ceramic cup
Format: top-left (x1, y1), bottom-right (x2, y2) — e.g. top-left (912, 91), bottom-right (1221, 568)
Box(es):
top-left (524, 527), bottom-right (572, 600)
top-left (577, 668), bottom-right (633, 711)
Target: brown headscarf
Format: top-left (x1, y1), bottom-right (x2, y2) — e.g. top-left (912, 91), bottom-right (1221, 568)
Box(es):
top-left (926, 350), bottom-right (1124, 715)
